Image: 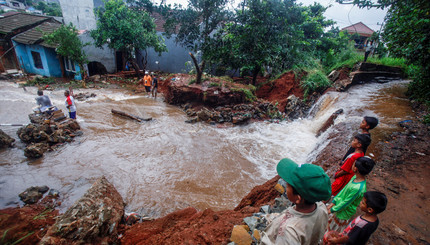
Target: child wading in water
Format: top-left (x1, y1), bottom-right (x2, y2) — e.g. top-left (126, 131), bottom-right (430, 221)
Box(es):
top-left (332, 134), bottom-right (371, 197)
top-left (324, 191), bottom-right (388, 245)
top-left (260, 158), bottom-right (332, 245)
top-left (341, 116), bottom-right (378, 162)
top-left (327, 157), bottom-right (376, 233)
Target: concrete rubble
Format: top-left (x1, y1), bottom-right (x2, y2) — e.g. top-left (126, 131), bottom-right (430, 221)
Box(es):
top-left (17, 109), bottom-right (82, 158)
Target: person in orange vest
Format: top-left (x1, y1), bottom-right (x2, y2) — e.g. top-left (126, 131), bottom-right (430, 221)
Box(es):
top-left (143, 71), bottom-right (152, 96)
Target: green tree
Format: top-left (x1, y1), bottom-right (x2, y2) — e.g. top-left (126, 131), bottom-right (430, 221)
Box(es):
top-left (42, 23), bottom-right (88, 78)
top-left (208, 0), bottom-right (307, 85)
top-left (35, 2), bottom-right (63, 17)
top-left (91, 0), bottom-right (167, 77)
top-left (162, 0), bottom-right (231, 84)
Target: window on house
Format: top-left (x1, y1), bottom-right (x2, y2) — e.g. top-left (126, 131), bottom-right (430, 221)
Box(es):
top-left (64, 57), bottom-right (76, 72)
top-left (31, 51), bottom-right (43, 69)
top-left (12, 2), bottom-right (20, 7)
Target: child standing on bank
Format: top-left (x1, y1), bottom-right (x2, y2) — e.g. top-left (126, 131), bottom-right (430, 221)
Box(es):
top-left (260, 158), bottom-right (332, 245)
top-left (325, 191), bottom-right (387, 245)
top-left (327, 157), bottom-right (376, 233)
top-left (332, 134), bottom-right (371, 196)
top-left (342, 116), bottom-right (379, 162)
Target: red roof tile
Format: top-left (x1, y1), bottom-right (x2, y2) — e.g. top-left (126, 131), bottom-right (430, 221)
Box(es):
top-left (341, 22), bottom-right (374, 37)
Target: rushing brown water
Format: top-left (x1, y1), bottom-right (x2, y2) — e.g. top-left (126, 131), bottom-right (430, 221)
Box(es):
top-left (0, 79), bottom-right (414, 217)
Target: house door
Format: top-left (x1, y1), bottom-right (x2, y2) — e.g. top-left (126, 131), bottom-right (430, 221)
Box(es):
top-left (116, 51), bottom-right (124, 72)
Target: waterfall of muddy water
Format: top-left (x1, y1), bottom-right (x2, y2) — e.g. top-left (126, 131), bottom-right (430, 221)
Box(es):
top-left (0, 80), bottom-right (414, 217)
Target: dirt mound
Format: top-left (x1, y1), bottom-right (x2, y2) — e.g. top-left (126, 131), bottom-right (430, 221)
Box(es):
top-left (366, 120), bottom-right (430, 244)
top-left (0, 200), bottom-right (59, 244)
top-left (256, 71), bottom-right (304, 112)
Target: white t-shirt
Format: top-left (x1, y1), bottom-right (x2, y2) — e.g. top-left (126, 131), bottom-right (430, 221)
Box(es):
top-left (260, 202), bottom-right (328, 245)
top-left (65, 95), bottom-right (76, 113)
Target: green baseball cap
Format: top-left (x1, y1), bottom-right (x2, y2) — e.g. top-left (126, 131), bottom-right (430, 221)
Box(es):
top-left (276, 158), bottom-right (331, 203)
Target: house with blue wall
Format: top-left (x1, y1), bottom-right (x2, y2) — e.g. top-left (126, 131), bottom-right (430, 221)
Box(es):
top-left (12, 20), bottom-right (81, 80)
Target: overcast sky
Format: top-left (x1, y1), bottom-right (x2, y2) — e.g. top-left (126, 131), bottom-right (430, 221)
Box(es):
top-left (154, 0), bottom-right (387, 32)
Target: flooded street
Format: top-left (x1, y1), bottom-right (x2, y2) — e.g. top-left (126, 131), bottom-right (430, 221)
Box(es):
top-left (0, 80), bottom-right (414, 218)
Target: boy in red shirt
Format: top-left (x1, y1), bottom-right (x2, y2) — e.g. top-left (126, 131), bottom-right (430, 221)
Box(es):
top-left (331, 134), bottom-right (371, 196)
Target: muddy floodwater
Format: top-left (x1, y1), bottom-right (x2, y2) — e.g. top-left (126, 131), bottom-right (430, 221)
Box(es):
top-left (0, 80), bottom-right (414, 217)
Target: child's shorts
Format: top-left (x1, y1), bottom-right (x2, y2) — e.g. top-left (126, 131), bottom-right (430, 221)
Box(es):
top-left (327, 213), bottom-right (350, 233)
top-left (69, 111), bottom-right (76, 119)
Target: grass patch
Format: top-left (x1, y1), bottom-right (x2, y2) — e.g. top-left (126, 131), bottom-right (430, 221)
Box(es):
top-left (367, 56), bottom-right (407, 68)
top-left (33, 208), bottom-right (53, 220)
top-left (1, 230), bottom-right (34, 245)
top-left (301, 69), bottom-right (332, 98)
top-left (231, 87), bottom-right (257, 102)
top-left (219, 76), bottom-right (234, 83)
top-left (25, 77), bottom-right (56, 86)
top-left (208, 82), bottom-right (221, 88)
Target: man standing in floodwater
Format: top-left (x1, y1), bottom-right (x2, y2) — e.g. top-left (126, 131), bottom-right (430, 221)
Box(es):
top-left (36, 90), bottom-right (53, 113)
top-left (151, 72), bottom-right (158, 98)
top-left (64, 90), bottom-right (77, 119)
top-left (143, 71), bottom-right (152, 96)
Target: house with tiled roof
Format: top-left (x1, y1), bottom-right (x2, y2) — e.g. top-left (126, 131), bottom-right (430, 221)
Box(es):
top-left (12, 20), bottom-right (81, 79)
top-left (341, 22), bottom-right (375, 49)
top-left (0, 12), bottom-right (83, 79)
top-left (0, 12), bottom-right (52, 72)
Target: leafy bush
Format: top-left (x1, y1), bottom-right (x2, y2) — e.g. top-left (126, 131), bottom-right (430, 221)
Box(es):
top-left (25, 77), bottom-right (56, 86)
top-left (328, 44), bottom-right (362, 71)
top-left (231, 87), bottom-right (256, 102)
top-left (209, 82), bottom-right (220, 88)
top-left (301, 69), bottom-right (332, 98)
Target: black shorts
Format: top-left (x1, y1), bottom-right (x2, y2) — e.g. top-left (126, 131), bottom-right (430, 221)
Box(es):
top-left (145, 86), bottom-right (151, 92)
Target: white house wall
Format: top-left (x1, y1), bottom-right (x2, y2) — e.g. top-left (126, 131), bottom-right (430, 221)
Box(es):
top-left (140, 33), bottom-right (193, 74)
top-left (58, 0), bottom-right (97, 30)
top-left (79, 32), bottom-right (116, 73)
top-left (59, 0), bottom-right (115, 73)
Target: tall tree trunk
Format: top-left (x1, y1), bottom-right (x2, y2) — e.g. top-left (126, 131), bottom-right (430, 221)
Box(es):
top-left (252, 66), bottom-right (260, 85)
top-left (130, 58), bottom-right (141, 79)
top-left (189, 52), bottom-right (205, 84)
top-left (141, 50), bottom-right (148, 72)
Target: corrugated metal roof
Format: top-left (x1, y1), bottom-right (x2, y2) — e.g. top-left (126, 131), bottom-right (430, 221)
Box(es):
top-left (12, 20), bottom-right (61, 48)
top-left (341, 22), bottom-right (374, 37)
top-left (0, 12), bottom-right (50, 34)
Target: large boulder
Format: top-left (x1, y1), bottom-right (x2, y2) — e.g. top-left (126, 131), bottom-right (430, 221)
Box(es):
top-left (316, 109), bottom-right (344, 136)
top-left (19, 185), bottom-right (49, 204)
top-left (24, 142), bottom-right (49, 158)
top-left (284, 95), bottom-right (308, 120)
top-left (0, 129), bottom-right (15, 148)
top-left (40, 176), bottom-right (124, 245)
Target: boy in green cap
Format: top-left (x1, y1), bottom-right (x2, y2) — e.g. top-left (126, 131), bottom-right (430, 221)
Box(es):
top-left (260, 158), bottom-right (332, 245)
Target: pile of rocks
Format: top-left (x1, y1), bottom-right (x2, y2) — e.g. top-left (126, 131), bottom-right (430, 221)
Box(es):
top-left (17, 110), bottom-right (82, 158)
top-left (183, 101), bottom-right (285, 125)
top-left (0, 129), bottom-right (15, 148)
top-left (40, 176), bottom-right (124, 245)
top-left (229, 179), bottom-right (291, 245)
top-left (19, 185), bottom-right (60, 205)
